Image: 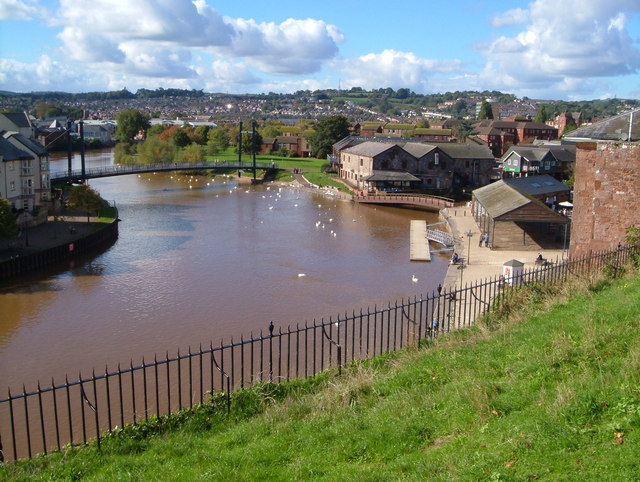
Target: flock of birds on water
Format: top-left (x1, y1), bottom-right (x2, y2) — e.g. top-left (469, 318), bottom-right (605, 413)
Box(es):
top-left (137, 172), bottom-right (425, 285)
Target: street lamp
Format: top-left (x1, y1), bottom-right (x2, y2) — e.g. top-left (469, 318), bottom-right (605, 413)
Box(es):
top-left (465, 229), bottom-right (474, 265)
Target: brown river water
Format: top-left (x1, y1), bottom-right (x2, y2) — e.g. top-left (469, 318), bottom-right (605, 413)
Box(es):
top-left (0, 150), bottom-right (448, 393)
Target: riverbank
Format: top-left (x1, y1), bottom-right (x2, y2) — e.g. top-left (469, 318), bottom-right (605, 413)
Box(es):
top-left (0, 216), bottom-right (118, 280)
top-left (440, 205), bottom-right (565, 290)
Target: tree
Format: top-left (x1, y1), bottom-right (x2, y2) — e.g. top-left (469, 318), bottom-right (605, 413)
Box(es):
top-left (308, 115), bottom-right (350, 159)
top-left (66, 184), bottom-right (109, 222)
top-left (114, 141), bottom-right (136, 164)
top-left (207, 127), bottom-right (230, 150)
top-left (0, 199), bottom-right (18, 239)
top-left (136, 136), bottom-right (176, 164)
top-left (115, 109), bottom-right (150, 142)
top-left (477, 100), bottom-right (494, 120)
top-left (562, 118), bottom-right (577, 136)
top-left (171, 128), bottom-right (191, 148)
top-left (534, 105), bottom-right (548, 124)
top-left (178, 143), bottom-right (205, 163)
top-left (454, 119), bottom-right (475, 141)
top-left (239, 131), bottom-right (263, 155)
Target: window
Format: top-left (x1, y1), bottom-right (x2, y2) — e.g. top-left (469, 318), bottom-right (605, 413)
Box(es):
top-left (10, 181), bottom-right (15, 191)
top-left (434, 153), bottom-right (440, 165)
top-left (360, 158), bottom-right (363, 167)
top-left (465, 160), bottom-right (470, 168)
top-left (401, 160), bottom-right (407, 169)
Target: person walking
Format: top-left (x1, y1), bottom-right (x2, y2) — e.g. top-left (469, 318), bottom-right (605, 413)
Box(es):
top-left (478, 233), bottom-right (484, 247)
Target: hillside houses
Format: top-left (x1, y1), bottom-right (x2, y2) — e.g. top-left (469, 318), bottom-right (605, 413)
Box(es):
top-left (473, 119), bottom-right (558, 156)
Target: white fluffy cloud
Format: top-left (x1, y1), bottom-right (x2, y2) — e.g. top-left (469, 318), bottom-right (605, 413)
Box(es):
top-left (339, 49), bottom-right (462, 92)
top-left (48, 0), bottom-right (343, 86)
top-left (221, 17), bottom-right (343, 75)
top-left (484, 0), bottom-right (640, 96)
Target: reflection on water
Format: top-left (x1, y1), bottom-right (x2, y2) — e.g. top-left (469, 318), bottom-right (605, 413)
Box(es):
top-left (1, 152), bottom-right (449, 391)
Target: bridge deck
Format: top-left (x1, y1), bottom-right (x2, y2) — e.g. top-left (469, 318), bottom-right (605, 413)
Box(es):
top-left (353, 194), bottom-right (454, 211)
top-left (50, 160), bottom-right (276, 182)
top-left (410, 220), bottom-right (431, 261)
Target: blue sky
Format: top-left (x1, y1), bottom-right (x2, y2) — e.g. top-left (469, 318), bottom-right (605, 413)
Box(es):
top-left (1, 0), bottom-right (639, 100)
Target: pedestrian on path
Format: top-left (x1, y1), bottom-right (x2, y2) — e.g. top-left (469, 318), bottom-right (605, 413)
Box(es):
top-left (484, 234), bottom-right (489, 247)
top-left (479, 233), bottom-right (484, 247)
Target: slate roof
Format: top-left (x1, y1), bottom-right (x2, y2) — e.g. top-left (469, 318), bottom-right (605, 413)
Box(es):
top-left (564, 108), bottom-right (640, 142)
top-left (502, 145), bottom-right (575, 164)
top-left (0, 112), bottom-right (32, 129)
top-left (400, 142), bottom-right (437, 158)
top-left (0, 137), bottom-right (34, 161)
top-left (473, 180), bottom-right (568, 223)
top-left (3, 131), bottom-right (47, 156)
top-left (503, 175), bottom-right (570, 196)
top-left (366, 170), bottom-right (421, 182)
top-left (342, 141), bottom-right (396, 157)
top-left (439, 143), bottom-right (495, 160)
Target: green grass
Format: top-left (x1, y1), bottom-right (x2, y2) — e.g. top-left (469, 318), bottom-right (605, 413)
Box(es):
top-left (4, 271), bottom-right (640, 480)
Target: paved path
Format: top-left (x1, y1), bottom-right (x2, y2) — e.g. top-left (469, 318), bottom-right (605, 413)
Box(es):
top-left (0, 216), bottom-right (100, 262)
top-left (441, 205), bottom-right (566, 290)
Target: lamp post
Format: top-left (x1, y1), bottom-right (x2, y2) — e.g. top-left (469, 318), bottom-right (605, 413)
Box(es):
top-left (465, 229), bottom-right (473, 265)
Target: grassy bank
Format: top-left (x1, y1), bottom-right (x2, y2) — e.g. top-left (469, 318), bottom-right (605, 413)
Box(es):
top-left (3, 271), bottom-right (639, 480)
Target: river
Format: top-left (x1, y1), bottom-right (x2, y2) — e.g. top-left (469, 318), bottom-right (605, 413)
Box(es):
top-left (0, 149), bottom-right (448, 392)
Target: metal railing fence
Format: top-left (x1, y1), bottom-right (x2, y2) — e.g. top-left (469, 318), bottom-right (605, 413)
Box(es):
top-left (0, 245), bottom-right (636, 462)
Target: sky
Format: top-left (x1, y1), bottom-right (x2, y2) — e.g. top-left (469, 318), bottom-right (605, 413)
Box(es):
top-left (1, 0), bottom-right (639, 100)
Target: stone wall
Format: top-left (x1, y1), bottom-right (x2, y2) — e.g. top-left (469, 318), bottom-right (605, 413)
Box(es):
top-left (570, 142), bottom-right (640, 258)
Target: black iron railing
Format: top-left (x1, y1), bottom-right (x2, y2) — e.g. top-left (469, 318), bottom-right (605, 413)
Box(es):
top-left (0, 245), bottom-right (636, 462)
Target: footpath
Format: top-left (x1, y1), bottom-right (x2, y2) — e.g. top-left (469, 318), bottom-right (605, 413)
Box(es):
top-left (0, 216), bottom-right (100, 263)
top-left (440, 205), bottom-right (565, 290)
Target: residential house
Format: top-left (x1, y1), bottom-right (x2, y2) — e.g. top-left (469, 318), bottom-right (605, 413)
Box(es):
top-left (500, 145), bottom-right (575, 181)
top-left (381, 123), bottom-right (414, 137)
top-left (2, 131), bottom-right (51, 212)
top-left (412, 128), bottom-right (453, 141)
top-left (0, 112), bottom-right (35, 139)
top-left (474, 119), bottom-right (558, 154)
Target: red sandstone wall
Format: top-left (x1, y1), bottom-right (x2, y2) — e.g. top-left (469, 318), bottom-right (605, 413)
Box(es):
top-left (570, 142), bottom-right (640, 258)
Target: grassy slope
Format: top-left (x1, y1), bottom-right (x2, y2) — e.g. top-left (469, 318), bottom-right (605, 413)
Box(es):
top-left (3, 274), bottom-right (640, 480)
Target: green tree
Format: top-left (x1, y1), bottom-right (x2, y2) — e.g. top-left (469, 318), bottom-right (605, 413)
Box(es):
top-left (534, 105), bottom-right (548, 123)
top-left (136, 136), bottom-right (176, 164)
top-left (0, 199), bottom-right (18, 239)
top-left (454, 119), bottom-right (475, 141)
top-left (562, 118), bottom-right (577, 135)
top-left (207, 128), bottom-right (230, 150)
top-left (115, 109), bottom-right (150, 141)
top-left (114, 141), bottom-right (136, 164)
top-left (477, 100), bottom-right (494, 120)
top-left (171, 128), bottom-right (191, 148)
top-left (66, 184), bottom-right (109, 222)
top-left (308, 115), bottom-right (350, 159)
top-left (178, 143), bottom-right (205, 163)
top-left (147, 124), bottom-right (166, 138)
top-left (239, 131), bottom-right (263, 155)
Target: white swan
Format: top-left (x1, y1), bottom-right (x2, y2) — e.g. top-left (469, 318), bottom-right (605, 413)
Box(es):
top-left (412, 275), bottom-right (418, 283)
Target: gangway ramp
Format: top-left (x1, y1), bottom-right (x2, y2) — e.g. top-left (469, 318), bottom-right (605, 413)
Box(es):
top-left (410, 220), bottom-right (431, 261)
top-left (426, 228), bottom-right (455, 247)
